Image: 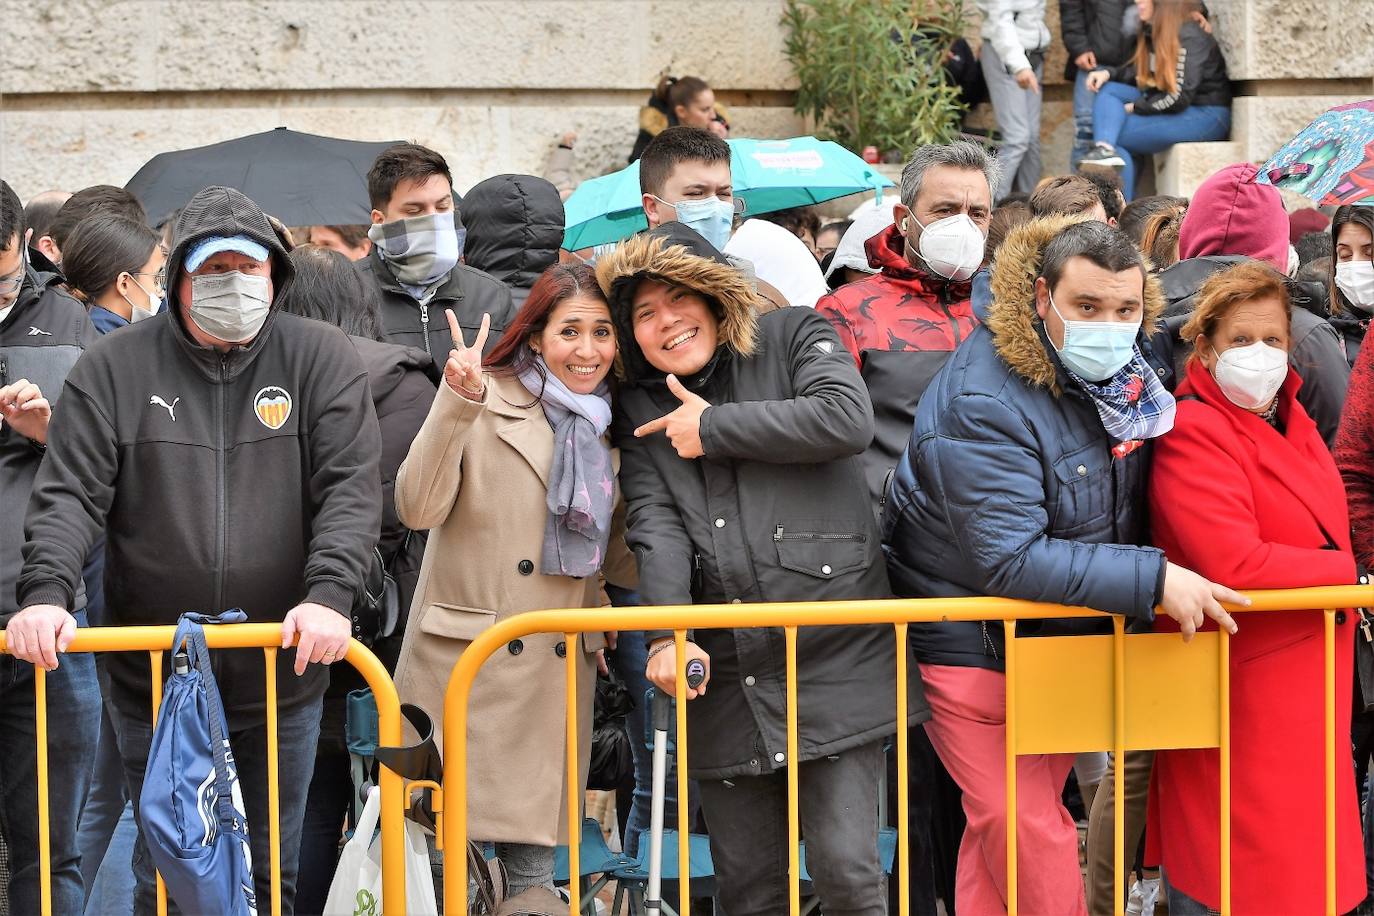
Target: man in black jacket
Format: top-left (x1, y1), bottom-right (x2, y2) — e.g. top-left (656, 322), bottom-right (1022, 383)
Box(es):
top-left (1060, 0), bottom-right (1137, 169)
top-left (360, 143), bottom-right (515, 370)
top-left (0, 180), bottom-right (101, 916)
top-left (9, 185), bottom-right (382, 915)
top-left (598, 222), bottom-right (924, 915)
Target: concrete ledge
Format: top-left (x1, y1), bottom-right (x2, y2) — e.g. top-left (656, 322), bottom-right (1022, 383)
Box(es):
top-left (1154, 141), bottom-right (1245, 197)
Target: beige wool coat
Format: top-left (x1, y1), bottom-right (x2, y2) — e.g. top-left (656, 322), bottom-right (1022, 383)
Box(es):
top-left (392, 372), bottom-right (636, 846)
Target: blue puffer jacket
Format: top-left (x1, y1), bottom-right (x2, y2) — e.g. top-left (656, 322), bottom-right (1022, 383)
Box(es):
top-left (881, 215), bottom-right (1168, 670)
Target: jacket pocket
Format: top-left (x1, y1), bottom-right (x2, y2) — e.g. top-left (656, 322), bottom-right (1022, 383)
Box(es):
top-left (417, 602), bottom-right (496, 641)
top-left (1049, 444), bottom-right (1110, 536)
top-left (773, 520), bottom-right (872, 580)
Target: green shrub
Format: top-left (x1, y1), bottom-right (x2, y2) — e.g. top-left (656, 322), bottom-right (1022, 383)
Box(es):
top-left (782, 0), bottom-right (970, 160)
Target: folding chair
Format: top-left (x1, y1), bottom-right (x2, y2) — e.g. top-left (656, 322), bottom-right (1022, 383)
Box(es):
top-left (554, 817), bottom-right (636, 914)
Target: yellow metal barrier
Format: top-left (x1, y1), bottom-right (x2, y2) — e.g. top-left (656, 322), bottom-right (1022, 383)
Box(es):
top-left (0, 624), bottom-right (409, 916)
top-left (441, 586), bottom-right (1371, 916)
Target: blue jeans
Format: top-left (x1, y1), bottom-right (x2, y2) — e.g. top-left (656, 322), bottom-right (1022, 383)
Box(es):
top-left (1071, 69), bottom-right (1097, 168)
top-left (115, 693), bottom-right (324, 915)
top-left (0, 614), bottom-right (101, 915)
top-left (1163, 870), bottom-right (1221, 915)
top-left (78, 657), bottom-right (133, 899)
top-left (1092, 81), bottom-right (1231, 200)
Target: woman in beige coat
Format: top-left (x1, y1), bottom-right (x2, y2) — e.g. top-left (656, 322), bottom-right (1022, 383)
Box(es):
top-left (393, 263), bottom-right (636, 898)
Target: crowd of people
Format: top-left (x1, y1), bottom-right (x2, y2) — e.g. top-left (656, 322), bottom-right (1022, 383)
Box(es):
top-left (0, 10), bottom-right (1368, 916)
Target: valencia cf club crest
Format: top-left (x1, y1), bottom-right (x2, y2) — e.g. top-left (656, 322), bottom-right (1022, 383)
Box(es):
top-left (253, 386), bottom-right (292, 430)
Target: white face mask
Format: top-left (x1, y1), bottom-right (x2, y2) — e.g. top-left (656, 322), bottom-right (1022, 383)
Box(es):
top-left (910, 213), bottom-right (985, 281)
top-left (121, 274), bottom-right (162, 324)
top-left (1212, 340), bottom-right (1289, 411)
top-left (189, 270), bottom-right (271, 343)
top-left (1336, 261), bottom-right (1374, 314)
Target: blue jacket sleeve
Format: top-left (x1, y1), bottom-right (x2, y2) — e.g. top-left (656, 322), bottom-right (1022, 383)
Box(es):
top-left (913, 391), bottom-right (1163, 617)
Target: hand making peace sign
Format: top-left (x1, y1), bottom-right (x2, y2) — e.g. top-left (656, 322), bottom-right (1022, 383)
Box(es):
top-left (444, 308), bottom-right (491, 400)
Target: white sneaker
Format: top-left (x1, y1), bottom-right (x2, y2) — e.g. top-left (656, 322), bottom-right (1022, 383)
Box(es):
top-left (1126, 875), bottom-right (1162, 916)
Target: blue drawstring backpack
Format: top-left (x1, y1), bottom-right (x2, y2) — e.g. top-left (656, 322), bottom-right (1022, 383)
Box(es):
top-left (138, 610), bottom-right (258, 916)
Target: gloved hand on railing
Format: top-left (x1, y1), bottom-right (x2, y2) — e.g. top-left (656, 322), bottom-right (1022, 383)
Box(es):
top-left (1159, 561), bottom-right (1249, 642)
top-left (645, 636), bottom-right (711, 699)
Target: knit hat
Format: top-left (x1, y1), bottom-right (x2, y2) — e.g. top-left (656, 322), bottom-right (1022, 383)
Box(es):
top-left (1288, 207), bottom-right (1330, 244)
top-left (1178, 163), bottom-right (1289, 272)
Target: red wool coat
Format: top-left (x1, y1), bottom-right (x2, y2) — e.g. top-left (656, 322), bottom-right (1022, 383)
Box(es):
top-left (1146, 359), bottom-right (1364, 914)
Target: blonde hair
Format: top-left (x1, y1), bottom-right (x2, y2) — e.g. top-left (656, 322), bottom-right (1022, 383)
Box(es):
top-left (1180, 261), bottom-right (1292, 364)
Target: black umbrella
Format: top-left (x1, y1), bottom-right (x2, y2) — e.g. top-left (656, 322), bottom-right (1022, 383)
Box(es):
top-left (125, 127), bottom-right (404, 227)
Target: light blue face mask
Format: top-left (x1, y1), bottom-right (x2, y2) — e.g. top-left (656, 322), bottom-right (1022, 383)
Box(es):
top-left (657, 196), bottom-right (736, 251)
top-left (1048, 292), bottom-right (1142, 381)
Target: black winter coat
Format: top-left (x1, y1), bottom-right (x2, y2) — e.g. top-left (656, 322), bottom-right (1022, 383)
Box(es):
top-left (19, 187), bottom-right (383, 723)
top-left (461, 175), bottom-right (565, 310)
top-left (600, 225), bottom-right (924, 779)
top-left (1151, 256), bottom-right (1349, 446)
top-left (1059, 0), bottom-right (1137, 79)
top-left (350, 336), bottom-right (437, 672)
top-left (0, 269), bottom-right (95, 619)
top-left (363, 250), bottom-right (515, 375)
top-left (1108, 21), bottom-right (1231, 115)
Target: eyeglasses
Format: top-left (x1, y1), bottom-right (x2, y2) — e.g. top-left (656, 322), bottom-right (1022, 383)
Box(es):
top-left (132, 269), bottom-right (167, 288)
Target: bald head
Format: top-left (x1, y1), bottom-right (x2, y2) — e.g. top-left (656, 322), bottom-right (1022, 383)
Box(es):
top-left (23, 190), bottom-right (72, 243)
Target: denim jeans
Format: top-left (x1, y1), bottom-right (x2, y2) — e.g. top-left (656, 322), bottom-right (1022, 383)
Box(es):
top-left (115, 692), bottom-right (324, 915)
top-left (0, 614), bottom-right (101, 916)
top-left (78, 656), bottom-right (132, 898)
top-left (699, 740), bottom-right (887, 916)
top-left (1071, 68), bottom-right (1097, 169)
top-left (1092, 81), bottom-right (1231, 200)
top-left (1162, 870), bottom-right (1221, 915)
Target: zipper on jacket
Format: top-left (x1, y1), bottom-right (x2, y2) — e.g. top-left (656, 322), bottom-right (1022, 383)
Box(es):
top-left (215, 355), bottom-right (228, 614)
top-left (418, 301), bottom-right (433, 363)
top-left (981, 621), bottom-right (1000, 662)
top-left (773, 526), bottom-right (866, 543)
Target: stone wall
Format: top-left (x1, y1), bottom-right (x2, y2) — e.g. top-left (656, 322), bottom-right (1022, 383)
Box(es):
top-left (1, 0), bottom-right (1369, 205)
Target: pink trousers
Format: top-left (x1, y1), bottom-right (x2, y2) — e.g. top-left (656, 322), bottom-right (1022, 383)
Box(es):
top-left (919, 663), bottom-right (1087, 915)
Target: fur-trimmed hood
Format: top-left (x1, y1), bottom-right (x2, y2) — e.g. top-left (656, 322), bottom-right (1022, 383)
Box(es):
top-left (595, 223), bottom-right (760, 383)
top-left (985, 213), bottom-right (1164, 396)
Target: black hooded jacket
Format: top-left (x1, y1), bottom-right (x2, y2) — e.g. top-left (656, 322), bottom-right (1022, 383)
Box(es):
top-left (0, 266), bottom-right (95, 620)
top-left (461, 174), bottom-right (565, 309)
top-left (19, 186), bottom-right (383, 722)
top-left (597, 223), bottom-right (925, 779)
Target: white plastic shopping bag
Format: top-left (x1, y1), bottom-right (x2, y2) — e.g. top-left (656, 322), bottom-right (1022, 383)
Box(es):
top-left (323, 786), bottom-right (439, 916)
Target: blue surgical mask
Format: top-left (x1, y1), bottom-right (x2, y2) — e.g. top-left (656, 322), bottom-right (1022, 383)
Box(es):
top-left (656, 196), bottom-right (736, 251)
top-left (1048, 293), bottom-right (1141, 381)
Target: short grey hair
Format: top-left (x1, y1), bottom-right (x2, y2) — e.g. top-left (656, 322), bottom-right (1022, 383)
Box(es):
top-left (899, 141), bottom-right (1001, 210)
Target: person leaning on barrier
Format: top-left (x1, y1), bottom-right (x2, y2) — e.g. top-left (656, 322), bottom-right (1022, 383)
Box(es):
top-left (882, 216), bottom-right (1247, 916)
top-left (391, 262), bottom-right (637, 902)
top-left (598, 221), bottom-right (923, 916)
top-left (9, 185), bottom-right (383, 916)
top-left (0, 179), bottom-right (101, 916)
top-left (1149, 261), bottom-right (1365, 914)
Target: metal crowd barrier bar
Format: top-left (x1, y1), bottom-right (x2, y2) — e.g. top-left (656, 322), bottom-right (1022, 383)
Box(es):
top-left (440, 586), bottom-right (1372, 916)
top-left (0, 623), bottom-right (409, 916)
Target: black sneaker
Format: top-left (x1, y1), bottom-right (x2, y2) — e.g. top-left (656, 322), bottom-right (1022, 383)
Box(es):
top-left (1080, 143), bottom-right (1126, 169)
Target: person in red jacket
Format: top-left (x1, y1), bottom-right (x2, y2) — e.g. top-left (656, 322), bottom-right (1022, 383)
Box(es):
top-left (816, 140), bottom-right (997, 508)
top-left (1149, 260), bottom-right (1364, 915)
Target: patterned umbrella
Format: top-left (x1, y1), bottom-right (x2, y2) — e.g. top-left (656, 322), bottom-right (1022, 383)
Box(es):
top-left (1256, 99), bottom-right (1374, 206)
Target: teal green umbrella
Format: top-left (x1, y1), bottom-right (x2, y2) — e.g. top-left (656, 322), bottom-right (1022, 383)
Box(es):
top-left (562, 136), bottom-right (895, 250)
